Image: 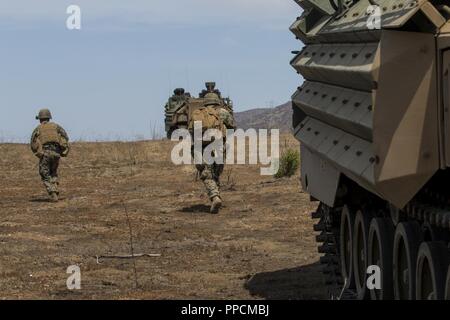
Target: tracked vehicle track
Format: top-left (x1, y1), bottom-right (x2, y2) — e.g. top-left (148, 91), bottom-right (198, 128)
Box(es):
top-left (408, 191), bottom-right (450, 231)
top-left (313, 203), bottom-right (357, 299)
top-left (312, 190), bottom-right (450, 300)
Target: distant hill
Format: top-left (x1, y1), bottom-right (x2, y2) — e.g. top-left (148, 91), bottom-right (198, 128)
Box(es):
top-left (234, 102), bottom-right (293, 132)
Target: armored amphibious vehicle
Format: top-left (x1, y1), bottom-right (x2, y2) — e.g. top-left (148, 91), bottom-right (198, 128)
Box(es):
top-left (291, 0), bottom-right (450, 299)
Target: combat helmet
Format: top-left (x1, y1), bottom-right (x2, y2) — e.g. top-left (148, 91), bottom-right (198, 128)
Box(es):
top-left (36, 108), bottom-right (52, 120)
top-left (204, 92), bottom-right (220, 100)
top-left (204, 97), bottom-right (222, 107)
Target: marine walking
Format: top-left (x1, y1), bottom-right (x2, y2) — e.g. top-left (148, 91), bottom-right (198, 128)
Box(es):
top-left (30, 109), bottom-right (70, 202)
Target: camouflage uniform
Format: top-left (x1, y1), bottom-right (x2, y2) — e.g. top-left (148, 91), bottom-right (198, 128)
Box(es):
top-left (31, 115), bottom-right (70, 199)
top-left (193, 98), bottom-right (235, 205)
top-left (37, 144), bottom-right (62, 195)
top-left (195, 162), bottom-right (224, 200)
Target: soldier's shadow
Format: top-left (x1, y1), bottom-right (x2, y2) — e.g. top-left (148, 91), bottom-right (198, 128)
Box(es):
top-left (29, 197), bottom-right (65, 203)
top-left (29, 198), bottom-right (53, 203)
top-left (181, 204), bottom-right (211, 214)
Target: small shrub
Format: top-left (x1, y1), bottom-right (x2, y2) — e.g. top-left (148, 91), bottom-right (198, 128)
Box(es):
top-left (274, 148), bottom-right (300, 179)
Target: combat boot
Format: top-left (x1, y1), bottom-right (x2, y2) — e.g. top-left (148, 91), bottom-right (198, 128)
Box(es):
top-left (50, 192), bottom-right (59, 203)
top-left (210, 196), bottom-right (222, 214)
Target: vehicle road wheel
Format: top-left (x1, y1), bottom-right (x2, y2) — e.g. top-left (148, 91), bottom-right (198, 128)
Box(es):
top-left (368, 218), bottom-right (394, 300)
top-left (446, 266), bottom-right (450, 300)
top-left (353, 210), bottom-right (372, 300)
top-left (340, 205), bottom-right (356, 290)
top-left (393, 222), bottom-right (421, 300)
top-left (416, 242), bottom-right (448, 300)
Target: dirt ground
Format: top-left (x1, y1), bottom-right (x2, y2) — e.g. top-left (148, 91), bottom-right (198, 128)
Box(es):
top-left (0, 135), bottom-right (326, 300)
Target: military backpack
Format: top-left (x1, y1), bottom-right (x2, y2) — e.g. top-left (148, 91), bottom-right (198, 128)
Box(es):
top-left (39, 122), bottom-right (61, 145)
top-left (188, 106), bottom-right (226, 137)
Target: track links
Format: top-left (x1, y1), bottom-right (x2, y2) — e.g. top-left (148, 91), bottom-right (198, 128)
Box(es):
top-left (405, 198), bottom-right (450, 231)
top-left (312, 189), bottom-right (450, 300)
top-left (312, 203), bottom-right (354, 299)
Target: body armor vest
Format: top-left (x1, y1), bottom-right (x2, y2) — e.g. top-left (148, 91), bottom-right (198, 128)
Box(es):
top-left (39, 122), bottom-right (61, 146)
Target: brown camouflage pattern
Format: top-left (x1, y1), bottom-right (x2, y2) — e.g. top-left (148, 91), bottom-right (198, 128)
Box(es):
top-left (30, 121), bottom-right (69, 196)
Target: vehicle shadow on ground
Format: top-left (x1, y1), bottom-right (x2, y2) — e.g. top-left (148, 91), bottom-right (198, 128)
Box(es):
top-left (244, 262), bottom-right (327, 300)
top-left (181, 204), bottom-right (211, 214)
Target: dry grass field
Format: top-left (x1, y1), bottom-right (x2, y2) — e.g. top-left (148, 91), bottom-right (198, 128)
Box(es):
top-left (0, 134), bottom-right (326, 300)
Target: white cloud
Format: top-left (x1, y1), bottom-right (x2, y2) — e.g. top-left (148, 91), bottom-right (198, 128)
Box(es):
top-left (0, 0), bottom-right (300, 27)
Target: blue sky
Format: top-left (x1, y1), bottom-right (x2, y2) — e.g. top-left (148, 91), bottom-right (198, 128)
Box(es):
top-left (0, 0), bottom-right (302, 141)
